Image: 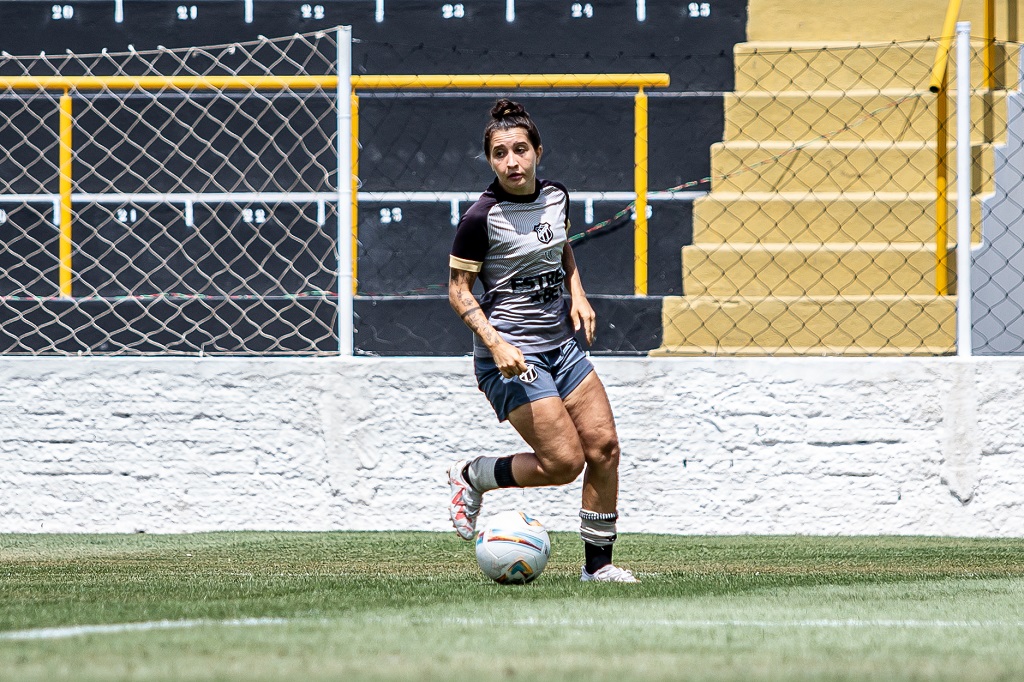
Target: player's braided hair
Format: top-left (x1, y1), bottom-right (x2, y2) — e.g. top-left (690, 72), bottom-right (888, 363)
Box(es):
top-left (483, 98), bottom-right (542, 157)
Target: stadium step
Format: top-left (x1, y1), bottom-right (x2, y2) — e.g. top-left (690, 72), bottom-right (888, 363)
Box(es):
top-left (691, 192), bottom-right (984, 245)
top-left (709, 140), bottom-right (994, 195)
top-left (667, 3), bottom-right (1006, 357)
top-left (682, 242), bottom-right (952, 297)
top-left (734, 41), bottom-right (1019, 93)
top-left (653, 294), bottom-right (956, 356)
top-left (747, 0), bottom-right (1008, 43)
top-left (724, 90), bottom-right (1007, 144)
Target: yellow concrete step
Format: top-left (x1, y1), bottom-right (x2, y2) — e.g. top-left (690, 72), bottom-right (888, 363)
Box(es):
top-left (653, 293), bottom-right (956, 356)
top-left (682, 242), bottom-right (952, 297)
top-left (724, 90), bottom-right (1006, 144)
top-left (710, 140), bottom-right (993, 194)
top-left (747, 0), bottom-right (1020, 42)
top-left (692, 191), bottom-right (985, 244)
top-left (734, 41), bottom-right (1018, 93)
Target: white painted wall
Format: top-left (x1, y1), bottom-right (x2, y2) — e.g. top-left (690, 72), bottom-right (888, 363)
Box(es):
top-left (1, 357), bottom-right (1022, 536)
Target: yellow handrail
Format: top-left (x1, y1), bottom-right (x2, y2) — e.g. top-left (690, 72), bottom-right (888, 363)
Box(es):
top-left (351, 74), bottom-right (671, 89)
top-left (0, 73), bottom-right (671, 91)
top-left (929, 0), bottom-right (965, 95)
top-left (931, 2), bottom-right (964, 296)
top-left (634, 88), bottom-right (649, 296)
top-left (58, 91), bottom-right (73, 298)
top-left (0, 75), bottom-right (338, 90)
top-left (348, 73), bottom-right (671, 297)
top-left (4, 72), bottom-right (669, 299)
top-left (935, 69), bottom-right (950, 297)
top-left (351, 92), bottom-right (360, 297)
top-left (986, 0), bottom-right (996, 90)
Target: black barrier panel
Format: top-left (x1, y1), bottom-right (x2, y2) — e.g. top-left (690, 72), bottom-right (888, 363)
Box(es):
top-left (360, 94), bottom-right (721, 193)
top-left (117, 1), bottom-right (252, 52)
top-left (567, 199), bottom-right (693, 297)
top-left (354, 295), bottom-right (469, 356)
top-left (0, 96), bottom-right (60, 195)
top-left (0, 0), bottom-right (129, 57)
top-left (353, 294), bottom-right (661, 356)
top-left (646, 200), bottom-right (692, 297)
top-left (360, 94), bottom-right (634, 192)
top-left (73, 201), bottom-right (335, 296)
top-left (565, 199), bottom-right (633, 296)
top-left (648, 95), bottom-right (722, 192)
top-left (72, 93), bottom-right (335, 194)
top-left (0, 296), bottom-right (338, 353)
top-left (1, 1), bottom-right (743, 91)
top-left (355, 197), bottom-right (695, 298)
top-left (354, 0), bottom-right (744, 92)
top-left (356, 200), bottom-right (453, 295)
top-left (585, 294), bottom-right (662, 354)
top-left (0, 203), bottom-right (60, 296)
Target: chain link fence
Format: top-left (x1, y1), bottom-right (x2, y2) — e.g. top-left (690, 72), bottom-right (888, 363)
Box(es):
top-left (0, 32), bottom-right (341, 354)
top-left (2, 26), bottom-right (1024, 356)
top-left (654, 35), bottom-right (1022, 356)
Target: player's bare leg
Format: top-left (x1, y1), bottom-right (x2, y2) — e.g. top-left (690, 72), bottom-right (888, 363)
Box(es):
top-left (505, 396), bottom-right (585, 487)
top-left (563, 372), bottom-right (620, 514)
top-left (564, 371), bottom-right (637, 583)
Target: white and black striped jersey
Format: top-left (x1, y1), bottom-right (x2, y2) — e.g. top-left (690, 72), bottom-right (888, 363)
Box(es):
top-left (449, 178), bottom-right (574, 358)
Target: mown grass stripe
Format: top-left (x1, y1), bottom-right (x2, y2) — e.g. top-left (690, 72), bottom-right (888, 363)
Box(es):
top-left (6, 616), bottom-right (1024, 641)
top-left (0, 618), bottom-right (292, 641)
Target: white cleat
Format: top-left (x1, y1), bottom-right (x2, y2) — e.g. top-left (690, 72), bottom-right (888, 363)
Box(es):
top-left (581, 564), bottom-right (640, 583)
top-left (448, 459), bottom-right (482, 541)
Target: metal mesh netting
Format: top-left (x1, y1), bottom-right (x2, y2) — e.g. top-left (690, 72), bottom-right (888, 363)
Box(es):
top-left (3, 26), bottom-right (1024, 356)
top-left (0, 32), bottom-right (341, 354)
top-left (652, 36), bottom-right (1022, 356)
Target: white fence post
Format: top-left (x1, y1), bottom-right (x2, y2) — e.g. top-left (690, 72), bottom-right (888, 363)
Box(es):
top-left (337, 26), bottom-right (354, 356)
top-left (956, 21), bottom-right (973, 357)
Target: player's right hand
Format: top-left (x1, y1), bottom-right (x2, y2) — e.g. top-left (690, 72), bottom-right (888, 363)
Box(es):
top-left (491, 342), bottom-right (528, 379)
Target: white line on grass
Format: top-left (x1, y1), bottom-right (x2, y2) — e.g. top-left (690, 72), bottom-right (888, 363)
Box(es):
top-left (0, 618), bottom-right (292, 641)
top-left (5, 616), bottom-right (1024, 641)
top-left (427, 617), bottom-right (1024, 630)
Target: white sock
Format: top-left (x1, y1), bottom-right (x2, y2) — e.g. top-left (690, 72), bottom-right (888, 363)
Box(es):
top-left (466, 456), bottom-right (501, 492)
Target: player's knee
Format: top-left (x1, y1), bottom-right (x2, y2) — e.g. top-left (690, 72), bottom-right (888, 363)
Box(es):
top-left (586, 437), bottom-right (620, 472)
top-left (542, 454), bottom-right (585, 485)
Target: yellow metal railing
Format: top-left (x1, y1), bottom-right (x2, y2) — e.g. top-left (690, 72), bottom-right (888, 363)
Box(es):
top-left (2, 72), bottom-right (669, 297)
top-left (349, 73), bottom-right (671, 296)
top-left (930, 0), bottom-right (1016, 295)
top-left (58, 92), bottom-right (73, 297)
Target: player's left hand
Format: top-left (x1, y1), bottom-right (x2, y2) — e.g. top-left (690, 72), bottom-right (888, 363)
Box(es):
top-left (570, 296), bottom-right (597, 346)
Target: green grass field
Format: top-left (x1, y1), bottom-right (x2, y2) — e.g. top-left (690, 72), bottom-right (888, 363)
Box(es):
top-left (2, 532), bottom-right (1024, 681)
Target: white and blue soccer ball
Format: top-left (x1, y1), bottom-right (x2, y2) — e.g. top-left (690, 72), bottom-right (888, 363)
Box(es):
top-left (475, 510), bottom-right (551, 584)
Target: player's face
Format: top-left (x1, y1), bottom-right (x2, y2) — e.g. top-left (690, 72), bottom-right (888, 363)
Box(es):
top-left (487, 128), bottom-right (542, 196)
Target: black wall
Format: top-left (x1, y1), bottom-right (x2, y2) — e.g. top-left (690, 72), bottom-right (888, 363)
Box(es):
top-left (0, 0), bottom-right (745, 354)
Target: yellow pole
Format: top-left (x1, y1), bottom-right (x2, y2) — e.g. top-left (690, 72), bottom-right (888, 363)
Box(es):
top-left (351, 74), bottom-right (670, 90)
top-left (58, 91), bottom-right (73, 298)
top-left (985, 0), bottom-right (995, 90)
top-left (936, 70), bottom-right (950, 296)
top-left (0, 73), bottom-right (670, 92)
top-left (929, 0), bottom-right (964, 92)
top-left (634, 87), bottom-right (649, 297)
top-left (351, 92), bottom-right (360, 296)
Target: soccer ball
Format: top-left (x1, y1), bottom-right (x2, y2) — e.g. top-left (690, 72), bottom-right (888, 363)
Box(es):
top-left (475, 511), bottom-right (551, 584)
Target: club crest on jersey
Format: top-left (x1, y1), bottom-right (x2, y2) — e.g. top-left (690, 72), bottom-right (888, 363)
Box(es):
top-left (533, 222), bottom-right (553, 244)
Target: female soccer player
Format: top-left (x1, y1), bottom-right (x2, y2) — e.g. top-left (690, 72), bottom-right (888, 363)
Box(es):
top-left (447, 99), bottom-right (637, 583)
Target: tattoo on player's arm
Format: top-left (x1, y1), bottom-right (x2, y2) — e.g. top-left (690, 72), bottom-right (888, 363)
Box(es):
top-left (459, 306), bottom-right (482, 320)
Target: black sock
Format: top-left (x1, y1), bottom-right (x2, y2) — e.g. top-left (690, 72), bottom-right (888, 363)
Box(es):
top-left (584, 542), bottom-right (613, 574)
top-left (464, 457), bottom-right (518, 491)
top-left (494, 456), bottom-right (518, 488)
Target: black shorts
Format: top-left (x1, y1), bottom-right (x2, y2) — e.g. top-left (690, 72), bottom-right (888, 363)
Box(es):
top-left (474, 338), bottom-right (595, 422)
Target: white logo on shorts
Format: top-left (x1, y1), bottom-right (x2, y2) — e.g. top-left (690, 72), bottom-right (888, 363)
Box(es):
top-left (518, 364), bottom-right (538, 384)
